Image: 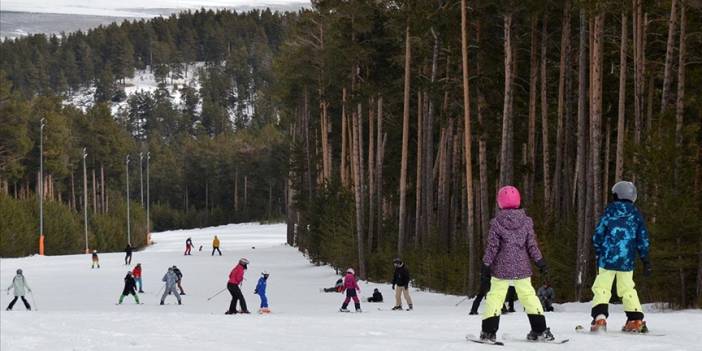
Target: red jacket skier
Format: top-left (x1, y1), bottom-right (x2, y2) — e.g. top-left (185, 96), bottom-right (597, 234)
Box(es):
top-left (225, 258), bottom-right (250, 314)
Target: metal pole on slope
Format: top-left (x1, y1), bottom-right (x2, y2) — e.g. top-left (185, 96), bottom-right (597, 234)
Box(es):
top-left (83, 148), bottom-right (89, 254)
top-left (139, 152), bottom-right (144, 207)
top-left (39, 118), bottom-right (46, 255)
top-left (126, 155), bottom-right (131, 246)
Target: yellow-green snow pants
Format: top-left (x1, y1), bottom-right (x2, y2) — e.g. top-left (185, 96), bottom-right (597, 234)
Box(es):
top-left (482, 277), bottom-right (543, 319)
top-left (591, 268), bottom-right (642, 313)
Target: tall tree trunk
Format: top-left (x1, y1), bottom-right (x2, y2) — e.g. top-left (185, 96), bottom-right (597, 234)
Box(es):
top-left (92, 169), bottom-right (97, 214)
top-left (476, 18), bottom-right (490, 245)
top-left (367, 97), bottom-right (375, 253)
top-left (352, 108), bottom-right (366, 278)
top-left (341, 88), bottom-right (348, 187)
top-left (575, 9), bottom-right (589, 301)
top-left (424, 30), bottom-right (439, 238)
top-left (633, 0), bottom-right (643, 151)
top-left (603, 117), bottom-right (611, 206)
top-left (540, 15), bottom-right (551, 212)
top-left (70, 170), bottom-right (76, 210)
top-left (661, 0), bottom-right (678, 113)
top-left (675, 2), bottom-right (686, 148)
top-left (398, 23), bottom-right (412, 255)
top-left (591, 12), bottom-right (604, 220)
top-left (615, 9), bottom-right (628, 181)
top-left (499, 13), bottom-right (514, 187)
top-left (553, 1), bottom-right (571, 215)
top-left (461, 0), bottom-right (476, 294)
top-left (376, 96), bottom-right (384, 247)
top-left (527, 16), bottom-right (539, 203)
top-left (415, 92), bottom-right (424, 247)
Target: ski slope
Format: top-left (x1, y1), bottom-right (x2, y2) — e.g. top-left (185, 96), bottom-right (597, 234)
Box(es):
top-left (1, 223), bottom-right (700, 351)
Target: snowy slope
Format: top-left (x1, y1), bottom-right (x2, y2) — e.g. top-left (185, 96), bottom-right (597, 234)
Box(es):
top-left (1, 222), bottom-right (700, 351)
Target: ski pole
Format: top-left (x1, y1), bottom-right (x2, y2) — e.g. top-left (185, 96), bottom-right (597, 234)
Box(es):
top-left (455, 296), bottom-right (468, 306)
top-left (154, 285), bottom-right (164, 296)
top-left (207, 287), bottom-right (227, 301)
top-left (29, 291), bottom-right (38, 311)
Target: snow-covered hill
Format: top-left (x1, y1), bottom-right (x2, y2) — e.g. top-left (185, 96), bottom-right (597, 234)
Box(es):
top-left (1, 223), bottom-right (700, 350)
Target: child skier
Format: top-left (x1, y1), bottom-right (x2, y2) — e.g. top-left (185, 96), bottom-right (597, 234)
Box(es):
top-left (477, 185), bottom-right (553, 342)
top-left (5, 269), bottom-right (31, 311)
top-left (133, 263), bottom-right (144, 293)
top-left (226, 258), bottom-right (250, 314)
top-left (118, 271), bottom-right (140, 304)
top-left (184, 237), bottom-right (193, 255)
top-left (590, 181), bottom-right (651, 333)
top-left (91, 250), bottom-right (100, 269)
top-left (160, 267), bottom-right (181, 305)
top-left (254, 271), bottom-right (270, 314)
top-left (339, 268), bottom-right (361, 312)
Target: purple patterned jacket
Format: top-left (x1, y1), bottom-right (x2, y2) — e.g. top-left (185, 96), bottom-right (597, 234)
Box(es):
top-left (482, 209), bottom-right (543, 280)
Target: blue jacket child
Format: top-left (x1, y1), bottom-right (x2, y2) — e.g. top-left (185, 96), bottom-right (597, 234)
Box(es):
top-left (254, 271), bottom-right (270, 313)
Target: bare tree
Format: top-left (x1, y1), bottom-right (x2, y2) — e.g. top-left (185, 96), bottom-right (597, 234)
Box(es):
top-left (661, 0), bottom-right (679, 112)
top-left (462, 0), bottom-right (476, 293)
top-left (615, 9), bottom-right (628, 181)
top-left (499, 12), bottom-right (514, 187)
top-left (540, 15), bottom-right (551, 212)
top-left (398, 23), bottom-right (412, 255)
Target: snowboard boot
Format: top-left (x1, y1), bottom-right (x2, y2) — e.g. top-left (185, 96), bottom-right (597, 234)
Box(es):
top-left (355, 302), bottom-right (362, 312)
top-left (240, 310), bottom-right (250, 314)
top-left (622, 313), bottom-right (647, 333)
top-left (527, 328), bottom-right (555, 342)
top-left (479, 331), bottom-right (497, 342)
top-left (469, 310), bottom-right (478, 315)
top-left (259, 308), bottom-right (271, 314)
top-left (225, 310), bottom-right (236, 315)
top-left (138, 290), bottom-right (144, 293)
top-left (339, 307), bottom-right (350, 312)
top-left (590, 315), bottom-right (607, 332)
top-left (178, 301), bottom-right (182, 305)
top-left (160, 301), bottom-right (165, 305)
top-left (392, 305), bottom-right (403, 311)
top-left (5, 307), bottom-right (11, 311)
top-left (407, 304), bottom-right (413, 311)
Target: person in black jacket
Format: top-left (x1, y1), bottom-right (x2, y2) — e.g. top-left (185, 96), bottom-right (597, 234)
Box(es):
top-left (172, 265), bottom-right (185, 295)
top-left (118, 271), bottom-right (140, 304)
top-left (124, 244), bottom-right (133, 265)
top-left (391, 258), bottom-right (413, 310)
top-left (367, 288), bottom-right (383, 303)
top-left (323, 278), bottom-right (344, 293)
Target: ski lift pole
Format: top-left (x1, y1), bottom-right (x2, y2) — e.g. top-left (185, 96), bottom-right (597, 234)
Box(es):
top-left (207, 287), bottom-right (228, 301)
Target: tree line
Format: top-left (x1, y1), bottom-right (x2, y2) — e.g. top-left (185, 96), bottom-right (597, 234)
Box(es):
top-left (278, 0), bottom-right (702, 308)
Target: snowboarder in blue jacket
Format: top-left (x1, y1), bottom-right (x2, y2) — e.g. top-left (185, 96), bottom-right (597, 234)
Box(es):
top-left (254, 271), bottom-right (270, 314)
top-left (590, 181), bottom-right (651, 333)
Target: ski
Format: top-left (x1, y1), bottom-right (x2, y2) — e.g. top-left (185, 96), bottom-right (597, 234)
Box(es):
top-left (502, 334), bottom-right (569, 344)
top-left (465, 335), bottom-right (504, 346)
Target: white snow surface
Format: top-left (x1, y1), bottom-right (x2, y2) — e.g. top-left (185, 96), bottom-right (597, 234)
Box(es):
top-left (1, 222), bottom-right (700, 351)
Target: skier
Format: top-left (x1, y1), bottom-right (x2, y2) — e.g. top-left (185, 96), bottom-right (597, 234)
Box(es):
top-left (91, 250), bottom-right (100, 269)
top-left (391, 258), bottom-right (413, 310)
top-left (212, 235), bottom-right (222, 256)
top-left (132, 263), bottom-right (144, 293)
top-left (590, 181), bottom-right (651, 333)
top-left (160, 267), bottom-right (181, 305)
top-left (322, 278), bottom-right (343, 293)
top-left (476, 185), bottom-right (554, 342)
top-left (339, 268), bottom-right (361, 313)
top-left (184, 237), bottom-right (193, 255)
top-left (124, 244), bottom-right (133, 265)
top-left (225, 258), bottom-right (250, 314)
top-left (118, 271), bottom-right (140, 304)
top-left (538, 281), bottom-right (555, 312)
top-left (367, 288), bottom-right (383, 303)
top-left (254, 271), bottom-right (270, 314)
top-left (5, 269), bottom-right (31, 311)
top-left (172, 265), bottom-right (185, 295)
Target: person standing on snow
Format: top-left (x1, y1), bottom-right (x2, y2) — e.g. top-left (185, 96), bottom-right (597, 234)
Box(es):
top-left (91, 250), bottom-right (100, 269)
top-left (225, 258), bottom-right (250, 314)
top-left (476, 186), bottom-right (554, 343)
top-left (590, 181), bottom-right (651, 333)
top-left (124, 244), bottom-right (133, 265)
top-left (118, 271), bottom-right (140, 304)
top-left (339, 268), bottom-right (361, 313)
top-left (160, 267), bottom-right (181, 305)
top-left (184, 237), bottom-right (193, 255)
top-left (132, 263), bottom-right (144, 293)
top-left (172, 265), bottom-right (185, 295)
top-left (212, 235), bottom-right (222, 256)
top-left (254, 271), bottom-right (270, 314)
top-left (391, 258), bottom-right (412, 311)
top-left (5, 269), bottom-right (31, 311)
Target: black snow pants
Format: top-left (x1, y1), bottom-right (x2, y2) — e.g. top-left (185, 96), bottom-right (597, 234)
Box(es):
top-left (7, 296), bottom-right (31, 310)
top-left (227, 283), bottom-right (248, 313)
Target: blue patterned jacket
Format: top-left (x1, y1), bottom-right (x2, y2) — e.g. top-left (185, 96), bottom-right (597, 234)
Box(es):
top-left (593, 201), bottom-right (650, 271)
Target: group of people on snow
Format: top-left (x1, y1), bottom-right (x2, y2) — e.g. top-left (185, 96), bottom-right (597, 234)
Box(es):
top-left (183, 236), bottom-right (222, 256)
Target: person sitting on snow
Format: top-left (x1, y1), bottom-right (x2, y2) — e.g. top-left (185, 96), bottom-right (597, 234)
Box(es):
top-left (323, 278), bottom-right (344, 293)
top-left (367, 288), bottom-right (383, 303)
top-left (538, 281), bottom-right (555, 312)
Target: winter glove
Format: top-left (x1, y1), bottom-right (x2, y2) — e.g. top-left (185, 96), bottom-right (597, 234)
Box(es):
top-left (535, 259), bottom-right (548, 275)
top-left (480, 264), bottom-right (491, 283)
top-left (641, 257), bottom-right (652, 277)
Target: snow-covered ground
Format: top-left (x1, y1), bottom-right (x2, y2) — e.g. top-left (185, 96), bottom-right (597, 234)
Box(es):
top-left (1, 222), bottom-right (700, 350)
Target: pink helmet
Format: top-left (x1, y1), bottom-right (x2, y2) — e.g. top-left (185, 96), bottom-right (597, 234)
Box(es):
top-left (497, 186), bottom-right (521, 209)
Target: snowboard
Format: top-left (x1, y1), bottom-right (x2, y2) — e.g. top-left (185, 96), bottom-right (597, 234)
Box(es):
top-left (502, 334), bottom-right (570, 344)
top-left (465, 334), bottom-right (504, 346)
top-left (575, 325), bottom-right (665, 337)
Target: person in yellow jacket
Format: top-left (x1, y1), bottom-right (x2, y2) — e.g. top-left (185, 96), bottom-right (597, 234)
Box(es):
top-left (212, 235), bottom-right (222, 256)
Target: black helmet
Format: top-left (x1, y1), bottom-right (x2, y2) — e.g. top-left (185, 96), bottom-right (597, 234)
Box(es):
top-left (16, 269), bottom-right (22, 275)
top-left (393, 258), bottom-right (402, 266)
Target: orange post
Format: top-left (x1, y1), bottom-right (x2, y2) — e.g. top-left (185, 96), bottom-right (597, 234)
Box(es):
top-left (39, 234), bottom-right (45, 255)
